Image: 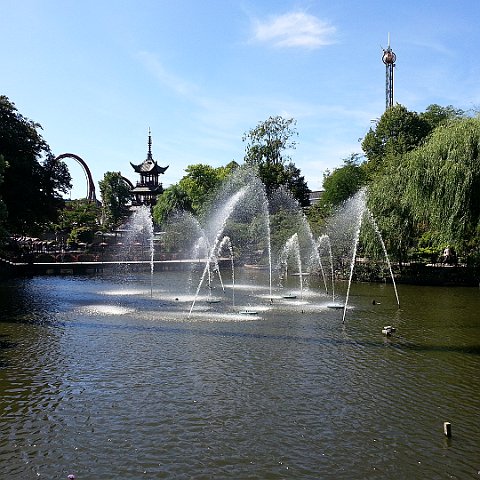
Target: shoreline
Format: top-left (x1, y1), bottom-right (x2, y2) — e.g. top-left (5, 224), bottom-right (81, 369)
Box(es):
top-left (1, 256), bottom-right (479, 286)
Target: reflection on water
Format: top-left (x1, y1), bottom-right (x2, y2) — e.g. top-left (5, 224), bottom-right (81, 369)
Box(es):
top-left (0, 271), bottom-right (479, 479)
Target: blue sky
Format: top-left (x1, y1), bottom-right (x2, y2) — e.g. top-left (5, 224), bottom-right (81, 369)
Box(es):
top-left (2, 0), bottom-right (480, 199)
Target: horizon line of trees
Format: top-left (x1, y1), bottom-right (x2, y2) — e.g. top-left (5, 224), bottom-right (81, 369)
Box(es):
top-left (1, 93), bottom-right (479, 267)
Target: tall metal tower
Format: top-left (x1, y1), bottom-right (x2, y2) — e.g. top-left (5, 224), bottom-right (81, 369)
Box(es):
top-left (382, 35), bottom-right (396, 110)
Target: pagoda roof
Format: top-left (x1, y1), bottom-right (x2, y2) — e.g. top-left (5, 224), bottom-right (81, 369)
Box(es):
top-left (130, 159), bottom-right (168, 175)
top-left (130, 129), bottom-right (169, 174)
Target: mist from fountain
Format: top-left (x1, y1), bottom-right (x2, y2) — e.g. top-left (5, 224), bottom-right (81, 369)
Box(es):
top-left (322, 187), bottom-right (400, 322)
top-left (322, 188), bottom-right (367, 318)
top-left (365, 210), bottom-right (400, 308)
top-left (341, 190), bottom-right (366, 323)
top-left (121, 205), bottom-right (155, 296)
top-left (317, 234), bottom-right (335, 302)
top-left (279, 233), bottom-right (304, 300)
top-left (216, 235), bottom-right (235, 306)
top-left (117, 168), bottom-right (400, 323)
top-left (189, 186), bottom-right (249, 315)
top-left (269, 187), bottom-right (328, 294)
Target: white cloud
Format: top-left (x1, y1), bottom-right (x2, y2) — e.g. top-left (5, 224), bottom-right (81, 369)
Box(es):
top-left (252, 12), bottom-right (336, 49)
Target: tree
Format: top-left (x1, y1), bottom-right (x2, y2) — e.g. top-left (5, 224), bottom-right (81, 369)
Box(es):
top-left (361, 104), bottom-right (431, 176)
top-left (242, 116), bottom-right (309, 206)
top-left (367, 115), bottom-right (480, 263)
top-left (257, 161), bottom-right (310, 207)
top-left (0, 96), bottom-right (71, 234)
top-left (321, 154), bottom-right (366, 209)
top-left (243, 116), bottom-right (298, 166)
top-left (153, 162), bottom-right (239, 225)
top-left (402, 116), bottom-right (480, 250)
top-left (55, 199), bottom-right (101, 246)
top-left (99, 171), bottom-right (133, 228)
top-left (178, 164), bottom-right (226, 214)
top-left (419, 104), bottom-right (465, 130)
top-left (152, 184), bottom-right (192, 225)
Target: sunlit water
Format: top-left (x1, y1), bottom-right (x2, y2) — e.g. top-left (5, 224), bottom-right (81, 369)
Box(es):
top-left (0, 269), bottom-right (479, 479)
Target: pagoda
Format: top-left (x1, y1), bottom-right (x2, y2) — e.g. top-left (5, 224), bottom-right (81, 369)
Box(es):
top-left (130, 129), bottom-right (168, 207)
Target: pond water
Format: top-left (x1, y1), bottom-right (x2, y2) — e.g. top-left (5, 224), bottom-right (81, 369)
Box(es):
top-left (0, 269), bottom-right (479, 479)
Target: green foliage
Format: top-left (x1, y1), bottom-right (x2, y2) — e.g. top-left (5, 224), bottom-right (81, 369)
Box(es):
top-left (366, 163), bottom-right (418, 264)
top-left (403, 116), bottom-right (480, 249)
top-left (178, 164), bottom-right (229, 215)
top-left (160, 212), bottom-right (200, 254)
top-left (362, 104), bottom-right (431, 176)
top-left (257, 161), bottom-right (310, 207)
top-left (152, 184), bottom-right (192, 225)
top-left (154, 162), bottom-right (239, 225)
top-left (243, 116), bottom-right (297, 166)
top-left (321, 154), bottom-right (366, 210)
top-left (99, 171), bottom-right (132, 228)
top-left (242, 116), bottom-right (309, 206)
top-left (419, 104), bottom-right (465, 130)
top-left (367, 114), bottom-right (480, 263)
top-left (55, 199), bottom-right (100, 245)
top-left (0, 95), bottom-right (72, 234)
top-left (307, 154), bottom-right (366, 235)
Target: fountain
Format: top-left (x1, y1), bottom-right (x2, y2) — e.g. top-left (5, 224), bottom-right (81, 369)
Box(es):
top-left (322, 188), bottom-right (400, 322)
top-left (111, 169), bottom-right (399, 323)
top-left (188, 186), bottom-right (249, 315)
top-left (183, 168), bottom-right (281, 316)
top-left (340, 189), bottom-right (365, 323)
top-left (118, 204), bottom-right (155, 296)
top-left (278, 233), bottom-right (303, 300)
top-left (269, 187), bottom-right (329, 295)
top-left (317, 234), bottom-right (338, 306)
top-left (365, 210), bottom-right (400, 308)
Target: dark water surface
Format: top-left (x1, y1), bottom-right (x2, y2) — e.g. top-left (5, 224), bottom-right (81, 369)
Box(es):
top-left (0, 270), bottom-right (479, 479)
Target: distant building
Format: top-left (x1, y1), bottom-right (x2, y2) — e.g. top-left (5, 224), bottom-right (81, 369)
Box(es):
top-left (130, 130), bottom-right (169, 207)
top-left (308, 190), bottom-right (324, 206)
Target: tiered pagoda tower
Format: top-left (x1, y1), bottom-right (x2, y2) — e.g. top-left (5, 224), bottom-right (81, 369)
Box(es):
top-left (130, 129), bottom-right (168, 207)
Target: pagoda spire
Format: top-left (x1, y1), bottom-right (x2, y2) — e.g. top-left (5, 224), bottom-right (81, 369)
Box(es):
top-left (147, 128), bottom-right (153, 160)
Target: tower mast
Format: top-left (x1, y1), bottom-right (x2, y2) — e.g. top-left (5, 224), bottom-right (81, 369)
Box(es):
top-left (382, 34), bottom-right (396, 110)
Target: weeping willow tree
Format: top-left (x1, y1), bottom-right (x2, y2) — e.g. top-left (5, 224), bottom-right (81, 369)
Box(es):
top-left (405, 117), bottom-right (480, 246)
top-left (368, 115), bottom-right (480, 263)
top-left (366, 170), bottom-right (417, 267)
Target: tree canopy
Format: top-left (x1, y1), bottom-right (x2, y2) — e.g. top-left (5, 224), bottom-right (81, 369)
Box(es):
top-left (99, 171), bottom-right (133, 228)
top-left (55, 199), bottom-right (101, 245)
top-left (152, 184), bottom-right (192, 226)
top-left (367, 114), bottom-right (480, 262)
top-left (243, 115), bottom-right (309, 206)
top-left (243, 116), bottom-right (298, 166)
top-left (361, 104), bottom-right (431, 176)
top-left (403, 116), bottom-right (480, 246)
top-left (153, 162), bottom-right (239, 225)
top-left (0, 95), bottom-right (71, 234)
top-left (419, 104), bottom-right (465, 130)
top-left (321, 154), bottom-right (366, 209)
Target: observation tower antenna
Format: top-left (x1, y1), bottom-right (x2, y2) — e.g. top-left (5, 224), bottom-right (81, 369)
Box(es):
top-left (382, 33), bottom-right (396, 110)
